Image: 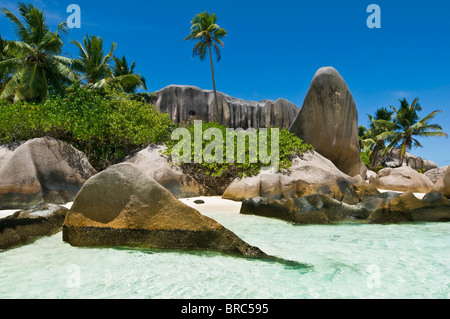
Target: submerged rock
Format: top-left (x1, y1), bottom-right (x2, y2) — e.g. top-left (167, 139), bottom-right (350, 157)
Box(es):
top-left (240, 190), bottom-right (450, 225)
top-left (0, 204), bottom-right (68, 250)
top-left (0, 137), bottom-right (96, 210)
top-left (367, 191), bottom-right (450, 224)
top-left (63, 163), bottom-right (267, 258)
top-left (289, 67), bottom-right (364, 177)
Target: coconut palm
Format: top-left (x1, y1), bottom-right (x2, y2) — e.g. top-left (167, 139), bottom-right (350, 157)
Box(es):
top-left (378, 98), bottom-right (448, 159)
top-left (359, 107), bottom-right (394, 167)
top-left (0, 3), bottom-right (75, 101)
top-left (72, 34), bottom-right (146, 92)
top-left (184, 11), bottom-right (227, 109)
top-left (112, 55), bottom-right (147, 93)
top-left (0, 35), bottom-right (11, 93)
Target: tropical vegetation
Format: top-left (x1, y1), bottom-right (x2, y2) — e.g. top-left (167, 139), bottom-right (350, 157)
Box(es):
top-left (359, 98), bottom-right (447, 169)
top-left (184, 11), bottom-right (227, 110)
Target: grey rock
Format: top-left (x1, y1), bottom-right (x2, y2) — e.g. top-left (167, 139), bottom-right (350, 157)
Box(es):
top-left (154, 85), bottom-right (299, 129)
top-left (371, 166), bottom-right (434, 193)
top-left (0, 137), bottom-right (97, 210)
top-left (126, 145), bottom-right (206, 198)
top-left (0, 204), bottom-right (68, 250)
top-left (426, 165), bottom-right (450, 184)
top-left (289, 67), bottom-right (364, 177)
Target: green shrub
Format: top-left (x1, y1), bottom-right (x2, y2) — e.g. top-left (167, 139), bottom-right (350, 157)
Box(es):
top-left (0, 84), bottom-right (173, 170)
top-left (360, 151), bottom-right (371, 168)
top-left (164, 121), bottom-right (314, 179)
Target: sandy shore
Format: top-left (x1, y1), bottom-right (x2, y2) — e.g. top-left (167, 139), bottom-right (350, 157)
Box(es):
top-left (0, 190), bottom-right (428, 220)
top-left (180, 196), bottom-right (242, 214)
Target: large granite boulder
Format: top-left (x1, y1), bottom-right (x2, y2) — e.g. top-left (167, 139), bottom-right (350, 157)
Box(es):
top-left (0, 204), bottom-right (68, 250)
top-left (0, 137), bottom-right (97, 210)
top-left (63, 163), bottom-right (266, 258)
top-left (126, 145), bottom-right (206, 198)
top-left (223, 151), bottom-right (378, 205)
top-left (289, 67), bottom-right (364, 177)
top-left (426, 166), bottom-right (449, 184)
top-left (367, 191), bottom-right (450, 224)
top-left (378, 149), bottom-right (438, 172)
top-left (371, 166), bottom-right (434, 193)
top-left (435, 166), bottom-right (450, 198)
top-left (154, 85), bottom-right (299, 129)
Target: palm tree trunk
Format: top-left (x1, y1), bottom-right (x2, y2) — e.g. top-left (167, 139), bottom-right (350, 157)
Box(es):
top-left (208, 44), bottom-right (219, 110)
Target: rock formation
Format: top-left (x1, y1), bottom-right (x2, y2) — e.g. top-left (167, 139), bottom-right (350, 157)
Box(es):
top-left (371, 166), bottom-right (434, 193)
top-left (426, 165), bottom-right (450, 184)
top-left (154, 85), bottom-right (299, 129)
top-left (223, 151), bottom-right (378, 205)
top-left (240, 191), bottom-right (450, 225)
top-left (378, 148), bottom-right (438, 172)
top-left (63, 163), bottom-right (267, 258)
top-left (289, 67), bottom-right (364, 177)
top-left (126, 145), bottom-right (206, 198)
top-left (435, 166), bottom-right (450, 198)
top-left (0, 204), bottom-right (68, 250)
top-left (0, 137), bottom-right (97, 210)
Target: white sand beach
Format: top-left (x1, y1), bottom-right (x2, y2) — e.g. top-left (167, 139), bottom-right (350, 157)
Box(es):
top-left (180, 196), bottom-right (242, 214)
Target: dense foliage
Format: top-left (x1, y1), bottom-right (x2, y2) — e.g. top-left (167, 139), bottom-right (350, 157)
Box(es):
top-left (164, 121), bottom-right (314, 179)
top-left (0, 83), bottom-right (172, 170)
top-left (359, 98), bottom-right (447, 169)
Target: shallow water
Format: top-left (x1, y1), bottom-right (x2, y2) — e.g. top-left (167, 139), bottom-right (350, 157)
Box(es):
top-left (0, 210), bottom-right (449, 299)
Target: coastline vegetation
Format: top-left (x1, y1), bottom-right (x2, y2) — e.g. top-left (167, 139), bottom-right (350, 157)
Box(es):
top-left (359, 98), bottom-right (448, 170)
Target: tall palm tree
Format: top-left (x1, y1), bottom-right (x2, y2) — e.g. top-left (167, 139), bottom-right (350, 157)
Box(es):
top-left (0, 3), bottom-right (75, 101)
top-left (379, 98), bottom-right (448, 159)
top-left (112, 55), bottom-right (147, 93)
top-left (184, 11), bottom-right (227, 109)
top-left (72, 34), bottom-right (146, 92)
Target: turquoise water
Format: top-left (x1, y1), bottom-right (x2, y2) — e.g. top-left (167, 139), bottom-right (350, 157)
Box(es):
top-left (1, 210), bottom-right (449, 299)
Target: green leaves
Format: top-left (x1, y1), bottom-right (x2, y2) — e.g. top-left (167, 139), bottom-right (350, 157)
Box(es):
top-left (0, 3), bottom-right (74, 101)
top-left (164, 121), bottom-right (314, 179)
top-left (0, 84), bottom-right (173, 170)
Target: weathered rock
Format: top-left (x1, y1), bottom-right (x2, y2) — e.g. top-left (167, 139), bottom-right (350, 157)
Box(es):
top-left (154, 85), bottom-right (299, 129)
top-left (367, 191), bottom-right (450, 224)
top-left (426, 166), bottom-right (449, 184)
top-left (126, 145), bottom-right (206, 198)
top-left (371, 166), bottom-right (434, 193)
top-left (379, 149), bottom-right (438, 172)
top-left (240, 190), bottom-right (450, 225)
top-left (289, 67), bottom-right (364, 177)
top-left (223, 151), bottom-right (378, 204)
top-left (0, 137), bottom-right (97, 210)
top-left (63, 163), bottom-right (266, 258)
top-left (0, 204), bottom-right (68, 250)
top-left (240, 195), bottom-right (360, 224)
top-left (435, 166), bottom-right (450, 198)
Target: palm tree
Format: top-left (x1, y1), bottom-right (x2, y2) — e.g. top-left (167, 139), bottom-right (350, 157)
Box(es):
top-left (0, 3), bottom-right (75, 101)
top-left (379, 98), bottom-right (448, 159)
top-left (359, 107), bottom-right (394, 167)
top-left (184, 11), bottom-right (227, 109)
top-left (112, 55), bottom-right (147, 93)
top-left (0, 35), bottom-right (11, 93)
top-left (72, 34), bottom-right (146, 92)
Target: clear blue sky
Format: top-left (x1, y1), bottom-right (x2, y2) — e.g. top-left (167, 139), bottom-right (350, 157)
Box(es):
top-left (1, 0), bottom-right (450, 166)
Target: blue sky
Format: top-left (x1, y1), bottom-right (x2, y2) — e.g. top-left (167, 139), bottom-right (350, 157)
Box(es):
top-left (1, 0), bottom-right (450, 166)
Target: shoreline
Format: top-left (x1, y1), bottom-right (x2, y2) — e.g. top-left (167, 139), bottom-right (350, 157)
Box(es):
top-left (0, 190), bottom-right (429, 220)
